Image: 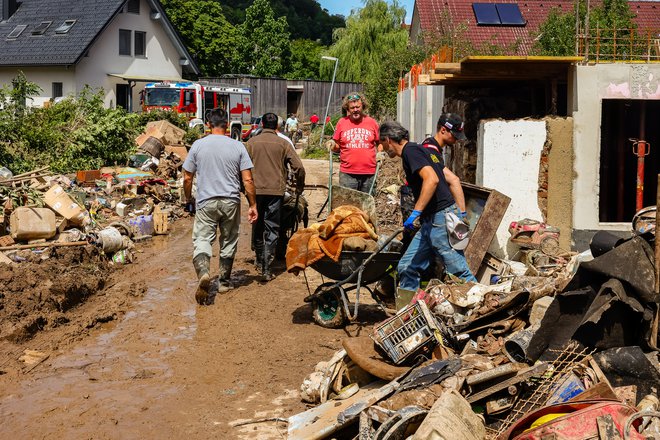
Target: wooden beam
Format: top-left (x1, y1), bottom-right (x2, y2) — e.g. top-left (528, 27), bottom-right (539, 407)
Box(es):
top-left (434, 62), bottom-right (461, 74)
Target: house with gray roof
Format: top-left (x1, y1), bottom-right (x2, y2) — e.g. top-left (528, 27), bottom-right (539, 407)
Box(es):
top-left (0, 0), bottom-right (199, 110)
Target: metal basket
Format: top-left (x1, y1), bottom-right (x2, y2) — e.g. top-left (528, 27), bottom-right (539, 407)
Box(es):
top-left (371, 300), bottom-right (442, 365)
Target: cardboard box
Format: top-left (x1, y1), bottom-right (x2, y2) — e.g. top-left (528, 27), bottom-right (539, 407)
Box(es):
top-left (10, 207), bottom-right (56, 241)
top-left (44, 184), bottom-right (89, 225)
top-left (76, 169), bottom-right (101, 183)
top-left (164, 145), bottom-right (188, 161)
top-left (146, 120), bottom-right (185, 145)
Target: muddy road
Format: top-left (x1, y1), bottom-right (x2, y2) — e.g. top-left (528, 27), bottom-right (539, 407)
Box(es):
top-left (0, 159), bottom-right (388, 439)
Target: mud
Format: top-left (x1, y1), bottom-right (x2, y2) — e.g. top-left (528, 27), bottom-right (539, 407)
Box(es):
top-left (0, 159), bottom-right (389, 439)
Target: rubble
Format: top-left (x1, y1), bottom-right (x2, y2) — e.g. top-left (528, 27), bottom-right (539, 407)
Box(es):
top-left (287, 176), bottom-right (660, 439)
top-left (0, 120), bottom-right (191, 342)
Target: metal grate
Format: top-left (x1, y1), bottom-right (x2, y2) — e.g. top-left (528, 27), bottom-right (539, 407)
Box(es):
top-left (487, 343), bottom-right (594, 439)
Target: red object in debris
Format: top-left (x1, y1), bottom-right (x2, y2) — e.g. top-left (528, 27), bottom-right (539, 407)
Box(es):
top-left (632, 139), bottom-right (650, 212)
top-left (504, 399), bottom-right (644, 440)
top-left (508, 218), bottom-right (560, 256)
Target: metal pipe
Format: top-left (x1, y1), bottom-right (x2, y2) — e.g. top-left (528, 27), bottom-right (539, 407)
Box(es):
top-left (635, 102), bottom-right (648, 211)
top-left (320, 56), bottom-right (339, 215)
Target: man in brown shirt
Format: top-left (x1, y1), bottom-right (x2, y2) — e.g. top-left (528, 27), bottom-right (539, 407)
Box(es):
top-left (246, 112), bottom-right (306, 281)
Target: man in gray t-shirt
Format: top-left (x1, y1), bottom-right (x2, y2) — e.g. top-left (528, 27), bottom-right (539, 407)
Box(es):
top-left (183, 109), bottom-right (257, 305)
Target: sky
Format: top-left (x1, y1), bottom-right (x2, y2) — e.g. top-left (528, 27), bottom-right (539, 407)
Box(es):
top-left (319, 0), bottom-right (415, 23)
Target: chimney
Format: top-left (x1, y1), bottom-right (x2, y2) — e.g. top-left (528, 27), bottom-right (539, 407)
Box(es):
top-left (2, 0), bottom-right (18, 22)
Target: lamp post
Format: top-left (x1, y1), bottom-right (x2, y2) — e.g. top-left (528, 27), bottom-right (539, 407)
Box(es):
top-left (321, 55), bottom-right (338, 215)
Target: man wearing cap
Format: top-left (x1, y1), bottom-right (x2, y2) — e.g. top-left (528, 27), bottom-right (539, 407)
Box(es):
top-left (379, 120), bottom-right (477, 298)
top-left (327, 93), bottom-right (382, 193)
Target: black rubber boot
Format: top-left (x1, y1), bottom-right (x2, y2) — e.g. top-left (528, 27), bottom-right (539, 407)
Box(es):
top-left (193, 254), bottom-right (210, 305)
top-left (254, 242), bottom-right (264, 275)
top-left (261, 247), bottom-right (276, 282)
top-left (218, 257), bottom-right (235, 293)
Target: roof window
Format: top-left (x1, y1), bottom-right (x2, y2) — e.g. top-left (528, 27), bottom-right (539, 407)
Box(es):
top-left (54, 20), bottom-right (76, 34)
top-left (32, 21), bottom-right (52, 35)
top-left (6, 24), bottom-right (27, 40)
top-left (473, 3), bottom-right (526, 26)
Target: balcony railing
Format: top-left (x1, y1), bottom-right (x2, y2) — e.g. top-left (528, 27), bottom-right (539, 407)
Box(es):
top-left (577, 27), bottom-right (660, 62)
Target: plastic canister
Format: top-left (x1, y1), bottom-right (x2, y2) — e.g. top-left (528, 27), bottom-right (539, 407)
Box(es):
top-left (9, 207), bottom-right (57, 240)
top-left (0, 166), bottom-right (13, 180)
top-left (127, 215), bottom-right (154, 237)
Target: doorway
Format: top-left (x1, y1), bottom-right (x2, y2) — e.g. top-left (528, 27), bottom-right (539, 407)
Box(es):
top-left (599, 100), bottom-right (660, 222)
top-left (287, 89), bottom-right (303, 118)
top-left (116, 84), bottom-right (131, 110)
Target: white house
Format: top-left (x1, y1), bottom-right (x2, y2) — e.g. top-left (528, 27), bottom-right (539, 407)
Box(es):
top-left (0, 0), bottom-right (199, 111)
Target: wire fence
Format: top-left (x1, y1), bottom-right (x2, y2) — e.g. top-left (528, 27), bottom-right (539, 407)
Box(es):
top-left (578, 27), bottom-right (660, 62)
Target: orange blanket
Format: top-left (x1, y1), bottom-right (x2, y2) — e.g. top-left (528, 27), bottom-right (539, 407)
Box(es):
top-left (286, 205), bottom-right (378, 274)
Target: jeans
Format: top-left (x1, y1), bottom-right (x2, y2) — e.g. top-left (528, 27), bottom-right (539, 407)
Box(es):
top-left (192, 197), bottom-right (240, 260)
top-left (339, 172), bottom-right (375, 194)
top-left (252, 195), bottom-right (283, 263)
top-left (397, 204), bottom-right (477, 291)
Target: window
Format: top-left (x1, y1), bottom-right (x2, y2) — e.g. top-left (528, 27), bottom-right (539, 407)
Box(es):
top-left (32, 21), bottom-right (52, 36)
top-left (6, 24), bottom-right (27, 40)
top-left (54, 20), bottom-right (76, 34)
top-left (119, 29), bottom-right (131, 55)
top-left (52, 82), bottom-right (63, 98)
top-left (127, 0), bottom-right (140, 14)
top-left (134, 31), bottom-right (146, 56)
top-left (472, 3), bottom-right (526, 26)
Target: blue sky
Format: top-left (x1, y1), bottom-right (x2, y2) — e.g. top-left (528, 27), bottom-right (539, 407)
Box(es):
top-left (319, 0), bottom-right (415, 23)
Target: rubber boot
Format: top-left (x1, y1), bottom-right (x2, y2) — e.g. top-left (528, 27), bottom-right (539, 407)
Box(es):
top-left (193, 254), bottom-right (210, 305)
top-left (254, 242), bottom-right (264, 275)
top-left (261, 246), bottom-right (276, 282)
top-left (218, 257), bottom-right (235, 293)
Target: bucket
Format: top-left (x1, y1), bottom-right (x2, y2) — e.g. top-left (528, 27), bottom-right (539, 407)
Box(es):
top-left (95, 227), bottom-right (125, 254)
top-left (503, 327), bottom-right (537, 363)
top-left (139, 136), bottom-right (164, 158)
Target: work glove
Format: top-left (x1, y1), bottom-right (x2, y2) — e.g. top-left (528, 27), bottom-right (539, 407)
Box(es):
top-left (184, 199), bottom-right (196, 214)
top-left (376, 151), bottom-right (388, 163)
top-left (403, 210), bottom-right (422, 231)
top-left (325, 139), bottom-right (336, 152)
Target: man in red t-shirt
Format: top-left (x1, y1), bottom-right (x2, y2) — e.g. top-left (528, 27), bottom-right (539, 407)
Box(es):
top-left (310, 113), bottom-right (319, 130)
top-left (327, 93), bottom-right (381, 193)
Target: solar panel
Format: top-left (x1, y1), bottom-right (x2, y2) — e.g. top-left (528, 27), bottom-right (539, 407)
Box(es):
top-left (473, 3), bottom-right (501, 25)
top-left (6, 24), bottom-right (27, 40)
top-left (496, 3), bottom-right (526, 26)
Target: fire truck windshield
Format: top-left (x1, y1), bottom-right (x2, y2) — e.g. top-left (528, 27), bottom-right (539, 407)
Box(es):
top-left (144, 88), bottom-right (181, 107)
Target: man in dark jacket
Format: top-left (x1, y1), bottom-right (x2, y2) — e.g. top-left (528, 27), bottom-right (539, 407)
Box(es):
top-left (246, 113), bottom-right (306, 281)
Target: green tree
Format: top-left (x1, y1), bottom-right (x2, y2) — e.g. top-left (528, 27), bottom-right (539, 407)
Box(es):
top-left (286, 39), bottom-right (323, 80)
top-left (161, 0), bottom-right (240, 76)
top-left (535, 0), bottom-right (639, 59)
top-left (322, 0), bottom-right (408, 83)
top-left (238, 0), bottom-right (290, 77)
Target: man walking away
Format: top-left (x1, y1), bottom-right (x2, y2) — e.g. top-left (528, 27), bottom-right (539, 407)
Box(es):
top-left (310, 113), bottom-right (319, 130)
top-left (379, 121), bottom-right (476, 302)
top-left (183, 109), bottom-right (258, 305)
top-left (246, 112), bottom-right (306, 281)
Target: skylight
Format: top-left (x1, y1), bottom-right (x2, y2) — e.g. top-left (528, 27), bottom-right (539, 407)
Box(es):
top-left (6, 24), bottom-right (27, 40)
top-left (32, 21), bottom-right (52, 35)
top-left (54, 20), bottom-right (76, 34)
top-left (473, 3), bottom-right (526, 26)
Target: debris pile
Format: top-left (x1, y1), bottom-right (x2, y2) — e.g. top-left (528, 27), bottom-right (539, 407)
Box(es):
top-left (287, 197), bottom-right (660, 439)
top-left (0, 120), bottom-right (190, 341)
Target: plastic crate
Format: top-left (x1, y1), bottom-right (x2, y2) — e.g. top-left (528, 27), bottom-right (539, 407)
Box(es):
top-left (371, 300), bottom-right (442, 365)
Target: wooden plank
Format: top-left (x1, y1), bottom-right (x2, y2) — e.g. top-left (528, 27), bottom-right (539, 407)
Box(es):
top-left (434, 63), bottom-right (461, 74)
top-left (467, 363), bottom-right (549, 403)
top-left (0, 241), bottom-right (88, 251)
top-left (463, 183), bottom-right (511, 275)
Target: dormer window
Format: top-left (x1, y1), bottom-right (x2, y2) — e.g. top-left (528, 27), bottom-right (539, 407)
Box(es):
top-left (32, 21), bottom-right (52, 36)
top-left (54, 20), bottom-right (76, 34)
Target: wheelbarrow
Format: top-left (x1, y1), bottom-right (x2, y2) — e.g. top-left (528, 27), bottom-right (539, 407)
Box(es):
top-left (303, 228), bottom-right (403, 328)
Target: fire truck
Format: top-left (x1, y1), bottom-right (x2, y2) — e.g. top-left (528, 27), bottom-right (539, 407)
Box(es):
top-left (141, 81), bottom-right (251, 140)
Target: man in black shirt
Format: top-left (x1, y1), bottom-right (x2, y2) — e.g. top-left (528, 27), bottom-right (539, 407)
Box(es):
top-left (379, 120), bottom-right (476, 295)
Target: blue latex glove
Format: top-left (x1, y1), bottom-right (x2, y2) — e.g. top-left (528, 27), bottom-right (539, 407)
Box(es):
top-left (184, 200), bottom-right (196, 214)
top-left (403, 210), bottom-right (422, 230)
top-left (458, 210), bottom-right (468, 220)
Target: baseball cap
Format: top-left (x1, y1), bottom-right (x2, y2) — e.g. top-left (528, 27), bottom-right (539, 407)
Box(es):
top-left (438, 113), bottom-right (467, 141)
top-left (446, 211), bottom-right (470, 250)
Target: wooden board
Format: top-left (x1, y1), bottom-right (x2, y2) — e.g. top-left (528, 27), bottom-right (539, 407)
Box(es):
top-left (462, 183), bottom-right (511, 275)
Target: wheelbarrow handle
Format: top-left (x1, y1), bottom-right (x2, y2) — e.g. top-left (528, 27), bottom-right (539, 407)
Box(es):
top-left (359, 227), bottom-right (405, 269)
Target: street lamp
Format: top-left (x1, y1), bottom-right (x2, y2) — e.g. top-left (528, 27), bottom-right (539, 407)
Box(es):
top-left (321, 55), bottom-right (338, 215)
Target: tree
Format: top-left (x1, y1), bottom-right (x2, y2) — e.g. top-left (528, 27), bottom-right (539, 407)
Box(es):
top-left (161, 0), bottom-right (240, 76)
top-left (285, 39), bottom-right (323, 80)
top-left (535, 0), bottom-right (639, 58)
top-left (238, 0), bottom-right (290, 77)
top-left (322, 0), bottom-right (408, 83)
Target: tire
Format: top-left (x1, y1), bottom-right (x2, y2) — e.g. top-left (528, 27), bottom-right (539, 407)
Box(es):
top-left (231, 126), bottom-right (241, 141)
top-left (312, 288), bottom-right (347, 328)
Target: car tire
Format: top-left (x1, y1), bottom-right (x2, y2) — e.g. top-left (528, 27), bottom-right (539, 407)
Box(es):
top-left (231, 126), bottom-right (241, 141)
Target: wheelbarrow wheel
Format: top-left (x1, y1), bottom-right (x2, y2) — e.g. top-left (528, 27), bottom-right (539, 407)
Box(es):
top-left (312, 285), bottom-right (347, 328)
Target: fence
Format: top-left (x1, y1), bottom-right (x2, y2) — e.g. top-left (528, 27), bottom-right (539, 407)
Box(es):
top-left (578, 27), bottom-right (660, 62)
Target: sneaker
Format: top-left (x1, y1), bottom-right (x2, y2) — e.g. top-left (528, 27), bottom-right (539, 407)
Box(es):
top-left (195, 273), bottom-right (210, 305)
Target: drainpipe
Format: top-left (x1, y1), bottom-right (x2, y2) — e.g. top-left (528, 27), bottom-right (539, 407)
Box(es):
top-left (632, 102), bottom-right (649, 212)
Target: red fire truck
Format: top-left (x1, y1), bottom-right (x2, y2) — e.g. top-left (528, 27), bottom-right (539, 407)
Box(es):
top-left (142, 81), bottom-right (251, 140)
